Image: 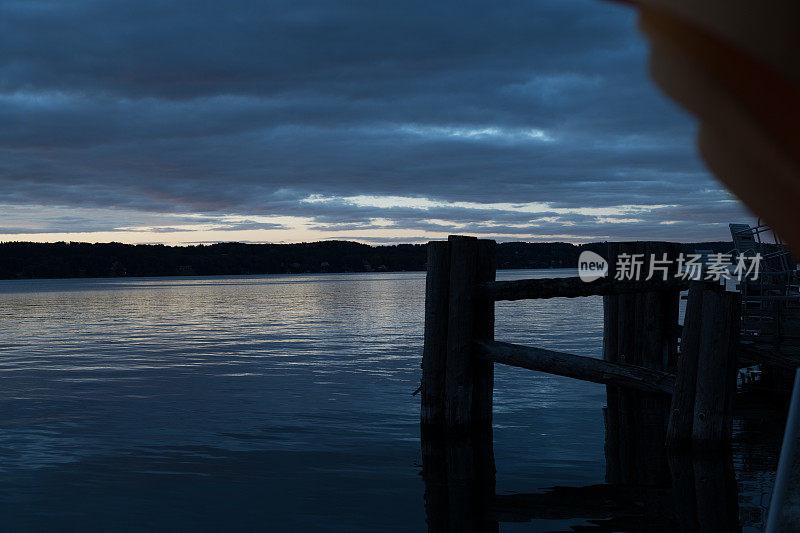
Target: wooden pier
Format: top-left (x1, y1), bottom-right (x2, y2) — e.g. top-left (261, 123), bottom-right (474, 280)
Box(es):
top-left (419, 235), bottom-right (758, 531)
top-left (421, 235), bottom-right (742, 449)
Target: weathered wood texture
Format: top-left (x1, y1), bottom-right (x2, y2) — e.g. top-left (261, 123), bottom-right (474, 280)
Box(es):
top-left (666, 282), bottom-right (705, 447)
top-left (421, 241), bottom-right (450, 430)
top-left (613, 243), bottom-right (638, 482)
top-left (603, 242), bottom-right (620, 364)
top-left (603, 244), bottom-right (622, 484)
top-left (636, 244), bottom-right (681, 480)
top-left (422, 236), bottom-right (497, 434)
top-left (444, 236), bottom-right (479, 431)
top-left (474, 339), bottom-right (675, 394)
top-left (603, 242), bottom-right (622, 483)
top-left (479, 276), bottom-right (689, 302)
top-left (723, 292), bottom-right (742, 443)
top-left (692, 288), bottom-right (742, 449)
top-left (602, 242), bottom-right (682, 481)
top-left (632, 242), bottom-right (682, 370)
top-left (615, 242), bottom-right (639, 366)
top-left (472, 239), bottom-right (496, 429)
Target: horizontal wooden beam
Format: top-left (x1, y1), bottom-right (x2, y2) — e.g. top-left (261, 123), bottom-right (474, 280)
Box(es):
top-left (474, 340), bottom-right (675, 394)
top-left (477, 276), bottom-right (689, 301)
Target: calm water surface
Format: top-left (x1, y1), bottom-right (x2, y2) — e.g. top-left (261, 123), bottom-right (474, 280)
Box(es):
top-left (0, 271), bottom-right (780, 531)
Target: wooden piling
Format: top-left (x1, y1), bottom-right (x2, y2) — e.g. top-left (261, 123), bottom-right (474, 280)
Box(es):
top-left (692, 288), bottom-right (741, 449)
top-left (605, 242), bottom-right (681, 482)
top-left (638, 242), bottom-right (682, 371)
top-left (422, 240), bottom-right (451, 431)
top-left (604, 242), bottom-right (621, 483)
top-left (615, 242), bottom-right (638, 367)
top-left (472, 239), bottom-right (496, 430)
top-left (637, 243), bottom-right (681, 481)
top-left (419, 235), bottom-right (748, 531)
top-left (445, 235), bottom-right (480, 432)
top-left (425, 235), bottom-right (738, 452)
top-left (668, 282), bottom-right (742, 450)
top-left (612, 242), bottom-right (638, 483)
top-left (603, 242), bottom-right (620, 365)
top-left (666, 282), bottom-right (705, 447)
top-left (722, 295), bottom-right (742, 443)
top-left (422, 236), bottom-right (497, 434)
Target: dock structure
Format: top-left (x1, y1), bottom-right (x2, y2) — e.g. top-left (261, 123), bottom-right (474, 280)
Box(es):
top-left (419, 235), bottom-right (749, 531)
top-left (421, 235), bottom-right (742, 448)
top-left (731, 223), bottom-right (800, 393)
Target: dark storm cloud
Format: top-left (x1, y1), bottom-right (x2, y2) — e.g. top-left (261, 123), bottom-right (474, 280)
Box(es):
top-left (0, 0), bottom-right (749, 240)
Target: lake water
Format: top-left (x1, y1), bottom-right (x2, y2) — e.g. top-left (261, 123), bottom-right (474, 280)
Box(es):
top-left (0, 271), bottom-right (781, 531)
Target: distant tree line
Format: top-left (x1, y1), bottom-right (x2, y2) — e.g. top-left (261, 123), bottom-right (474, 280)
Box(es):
top-left (0, 240), bottom-right (735, 280)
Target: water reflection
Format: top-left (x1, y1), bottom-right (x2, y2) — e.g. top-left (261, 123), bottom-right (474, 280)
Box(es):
top-left (422, 392), bottom-right (784, 532)
top-left (422, 427), bottom-right (497, 533)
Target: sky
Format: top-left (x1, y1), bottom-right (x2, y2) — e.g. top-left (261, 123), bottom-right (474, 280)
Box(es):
top-left (0, 0), bottom-right (753, 245)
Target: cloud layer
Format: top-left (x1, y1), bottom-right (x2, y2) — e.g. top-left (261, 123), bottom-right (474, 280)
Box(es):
top-left (0, 0), bottom-right (751, 243)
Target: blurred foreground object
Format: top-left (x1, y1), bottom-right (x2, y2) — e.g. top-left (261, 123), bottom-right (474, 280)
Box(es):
top-left (620, 2), bottom-right (800, 529)
top-left (766, 369), bottom-right (800, 532)
top-left (626, 0), bottom-right (800, 253)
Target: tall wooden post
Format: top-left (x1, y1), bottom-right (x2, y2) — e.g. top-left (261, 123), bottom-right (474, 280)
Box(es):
top-left (666, 282), bottom-right (705, 447)
top-left (422, 241), bottom-right (451, 432)
top-left (604, 241), bottom-right (681, 483)
top-left (613, 242), bottom-right (638, 482)
top-left (692, 287), bottom-right (741, 449)
top-left (444, 236), bottom-right (496, 433)
top-left (421, 236), bottom-right (497, 530)
top-left (603, 242), bottom-right (622, 483)
top-left (473, 239), bottom-right (496, 430)
top-left (638, 242), bottom-right (681, 482)
top-left (668, 281), bottom-right (742, 450)
top-left (422, 236), bottom-right (496, 434)
top-left (445, 236), bottom-right (480, 431)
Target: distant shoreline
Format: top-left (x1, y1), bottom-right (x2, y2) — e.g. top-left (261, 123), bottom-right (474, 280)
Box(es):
top-left (0, 267), bottom-right (586, 284)
top-left (0, 266), bottom-right (572, 282)
top-left (0, 240), bottom-right (734, 281)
